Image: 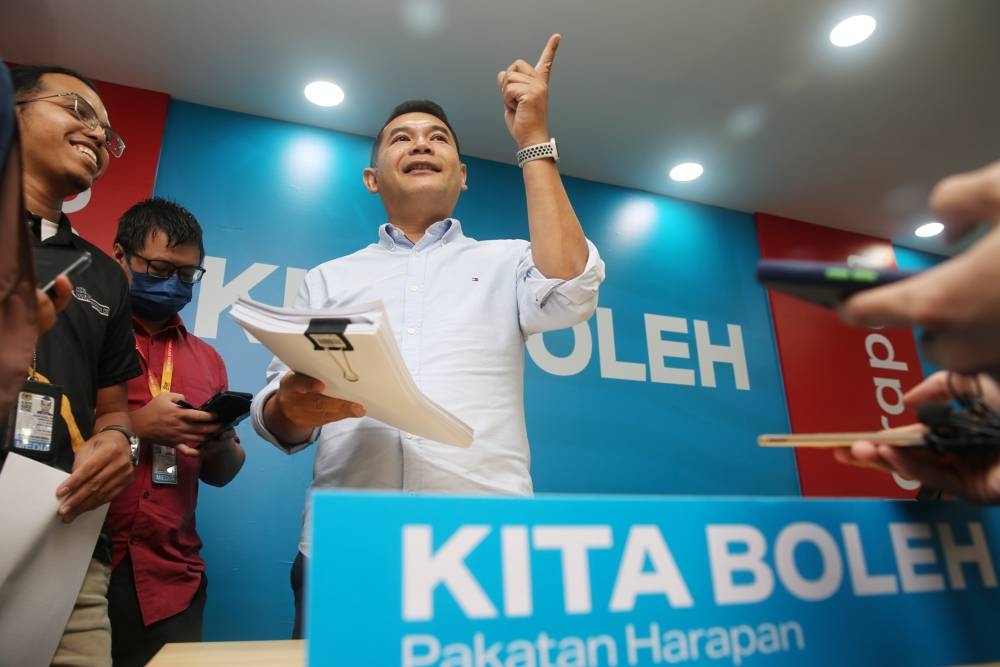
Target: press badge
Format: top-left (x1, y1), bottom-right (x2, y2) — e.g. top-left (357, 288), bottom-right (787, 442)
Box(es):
top-left (6, 380), bottom-right (61, 460)
top-left (152, 445), bottom-right (178, 485)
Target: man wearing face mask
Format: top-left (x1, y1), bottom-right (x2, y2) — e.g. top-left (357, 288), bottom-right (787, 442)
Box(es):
top-left (105, 197), bottom-right (245, 667)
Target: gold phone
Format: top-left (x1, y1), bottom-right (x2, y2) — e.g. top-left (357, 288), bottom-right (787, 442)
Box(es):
top-left (757, 431), bottom-right (924, 448)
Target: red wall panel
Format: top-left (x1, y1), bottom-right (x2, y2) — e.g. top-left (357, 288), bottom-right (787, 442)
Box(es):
top-left (61, 79), bottom-right (168, 252)
top-left (756, 213), bottom-right (926, 498)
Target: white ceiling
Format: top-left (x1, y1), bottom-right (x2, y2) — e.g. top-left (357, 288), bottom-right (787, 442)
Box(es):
top-left (4, 0), bottom-right (999, 255)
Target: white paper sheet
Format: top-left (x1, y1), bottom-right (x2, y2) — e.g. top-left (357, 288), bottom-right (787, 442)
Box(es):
top-left (230, 297), bottom-right (474, 447)
top-left (0, 453), bottom-right (109, 667)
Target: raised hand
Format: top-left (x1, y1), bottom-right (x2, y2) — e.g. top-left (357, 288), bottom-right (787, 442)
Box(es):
top-left (497, 34), bottom-right (561, 148)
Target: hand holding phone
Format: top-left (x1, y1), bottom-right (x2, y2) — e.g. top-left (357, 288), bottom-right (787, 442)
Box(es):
top-left (35, 274), bottom-right (73, 335)
top-left (132, 392), bottom-right (222, 446)
top-left (756, 259), bottom-right (919, 309)
top-left (178, 391), bottom-right (253, 432)
top-left (33, 246), bottom-right (91, 295)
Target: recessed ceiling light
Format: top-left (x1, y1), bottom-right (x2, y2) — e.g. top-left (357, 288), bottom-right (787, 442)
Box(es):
top-left (669, 162), bottom-right (704, 182)
top-left (830, 15), bottom-right (877, 47)
top-left (915, 221), bottom-right (944, 238)
top-left (304, 81), bottom-right (345, 107)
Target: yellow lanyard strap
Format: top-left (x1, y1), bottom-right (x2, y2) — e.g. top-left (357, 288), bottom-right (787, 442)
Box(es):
top-left (144, 339), bottom-right (175, 398)
top-left (26, 368), bottom-right (85, 452)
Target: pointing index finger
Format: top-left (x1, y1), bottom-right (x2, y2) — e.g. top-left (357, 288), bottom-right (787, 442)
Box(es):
top-left (535, 34), bottom-right (561, 82)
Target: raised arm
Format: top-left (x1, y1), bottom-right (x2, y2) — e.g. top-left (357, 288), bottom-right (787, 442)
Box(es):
top-left (498, 34), bottom-right (588, 280)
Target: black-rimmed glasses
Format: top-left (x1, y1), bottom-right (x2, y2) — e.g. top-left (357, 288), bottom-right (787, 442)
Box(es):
top-left (17, 92), bottom-right (126, 158)
top-left (130, 253), bottom-right (206, 284)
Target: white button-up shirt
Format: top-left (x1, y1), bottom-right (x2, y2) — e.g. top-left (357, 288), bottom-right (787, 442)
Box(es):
top-left (251, 219), bottom-right (604, 554)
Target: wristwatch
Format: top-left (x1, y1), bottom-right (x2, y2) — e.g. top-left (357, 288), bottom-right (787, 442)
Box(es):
top-left (516, 138), bottom-right (558, 168)
top-left (99, 425), bottom-right (141, 466)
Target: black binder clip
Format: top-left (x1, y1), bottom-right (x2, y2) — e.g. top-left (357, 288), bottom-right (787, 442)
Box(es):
top-left (304, 318), bottom-right (359, 382)
top-left (918, 374), bottom-right (1000, 452)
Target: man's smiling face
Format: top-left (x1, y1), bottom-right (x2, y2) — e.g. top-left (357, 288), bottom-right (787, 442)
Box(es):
top-left (17, 72), bottom-right (112, 198)
top-left (365, 112), bottom-right (467, 207)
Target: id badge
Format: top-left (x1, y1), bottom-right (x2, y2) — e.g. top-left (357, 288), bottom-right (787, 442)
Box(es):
top-left (152, 445), bottom-right (178, 485)
top-left (5, 380), bottom-right (62, 461)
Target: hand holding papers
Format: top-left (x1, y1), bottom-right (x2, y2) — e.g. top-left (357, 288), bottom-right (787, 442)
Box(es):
top-left (229, 297), bottom-right (473, 447)
top-left (0, 453), bottom-right (110, 667)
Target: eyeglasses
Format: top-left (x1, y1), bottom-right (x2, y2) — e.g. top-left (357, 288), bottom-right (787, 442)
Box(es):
top-left (17, 92), bottom-right (126, 158)
top-left (130, 253), bottom-right (206, 284)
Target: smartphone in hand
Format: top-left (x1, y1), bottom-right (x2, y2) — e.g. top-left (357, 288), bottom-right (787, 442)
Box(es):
top-left (756, 259), bottom-right (919, 309)
top-left (176, 391), bottom-right (253, 431)
top-left (33, 246), bottom-right (91, 294)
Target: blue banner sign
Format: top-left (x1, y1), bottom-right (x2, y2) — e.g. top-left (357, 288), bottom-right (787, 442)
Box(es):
top-left (308, 492), bottom-right (1000, 666)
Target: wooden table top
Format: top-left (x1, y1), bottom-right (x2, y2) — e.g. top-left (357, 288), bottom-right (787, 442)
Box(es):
top-left (147, 639), bottom-right (304, 666)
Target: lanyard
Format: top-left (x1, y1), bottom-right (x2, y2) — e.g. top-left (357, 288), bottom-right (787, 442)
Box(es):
top-left (27, 354), bottom-right (85, 452)
top-left (140, 339), bottom-right (175, 398)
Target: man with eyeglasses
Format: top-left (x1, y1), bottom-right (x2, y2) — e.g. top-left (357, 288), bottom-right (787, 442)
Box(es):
top-left (16, 90), bottom-right (126, 159)
top-left (1, 61), bottom-right (74, 420)
top-left (12, 64), bottom-right (141, 666)
top-left (105, 196), bottom-right (245, 667)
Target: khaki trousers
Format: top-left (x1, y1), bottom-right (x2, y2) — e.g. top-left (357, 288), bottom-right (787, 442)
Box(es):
top-left (51, 557), bottom-right (112, 667)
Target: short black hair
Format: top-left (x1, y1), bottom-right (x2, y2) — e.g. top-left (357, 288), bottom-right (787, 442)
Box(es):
top-left (10, 64), bottom-right (100, 99)
top-left (115, 197), bottom-right (205, 260)
top-left (370, 99), bottom-right (460, 167)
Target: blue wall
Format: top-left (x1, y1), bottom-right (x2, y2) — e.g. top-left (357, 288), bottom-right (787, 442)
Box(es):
top-left (156, 101), bottom-right (799, 640)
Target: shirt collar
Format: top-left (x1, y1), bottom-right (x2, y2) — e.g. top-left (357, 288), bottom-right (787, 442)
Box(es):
top-left (27, 212), bottom-right (76, 246)
top-left (377, 218), bottom-right (464, 251)
top-left (132, 314), bottom-right (187, 339)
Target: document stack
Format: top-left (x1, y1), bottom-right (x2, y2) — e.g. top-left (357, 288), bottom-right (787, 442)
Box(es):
top-left (229, 297), bottom-right (473, 447)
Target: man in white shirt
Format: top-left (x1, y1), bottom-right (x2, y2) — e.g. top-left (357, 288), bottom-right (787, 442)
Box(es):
top-left (250, 34), bottom-right (605, 637)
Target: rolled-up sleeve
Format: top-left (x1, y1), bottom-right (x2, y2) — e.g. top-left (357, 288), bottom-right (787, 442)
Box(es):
top-left (517, 238), bottom-right (605, 336)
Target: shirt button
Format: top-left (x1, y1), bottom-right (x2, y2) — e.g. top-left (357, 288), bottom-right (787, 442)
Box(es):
top-left (142, 491), bottom-right (150, 499)
top-left (406, 327), bottom-right (416, 335)
top-left (409, 285), bottom-right (418, 293)
top-left (404, 432), bottom-right (415, 439)
top-left (130, 536), bottom-right (141, 544)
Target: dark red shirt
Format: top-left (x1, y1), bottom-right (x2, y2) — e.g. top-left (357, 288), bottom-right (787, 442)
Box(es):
top-left (106, 316), bottom-right (228, 625)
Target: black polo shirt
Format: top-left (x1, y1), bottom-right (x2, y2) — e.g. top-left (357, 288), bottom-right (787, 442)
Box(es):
top-left (28, 213), bottom-right (142, 563)
top-left (29, 213), bottom-right (142, 471)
